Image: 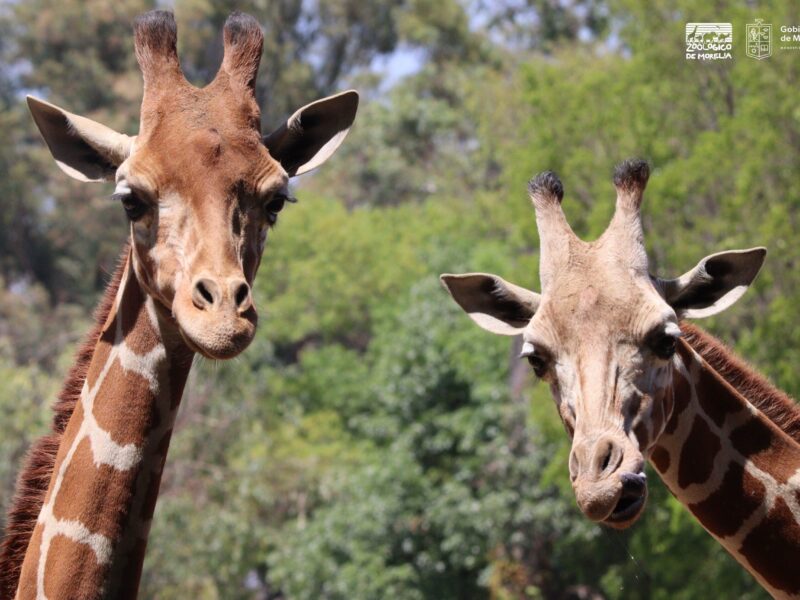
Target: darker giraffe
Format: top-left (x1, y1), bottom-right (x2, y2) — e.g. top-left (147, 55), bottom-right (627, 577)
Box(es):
top-left (0, 10), bottom-right (358, 599)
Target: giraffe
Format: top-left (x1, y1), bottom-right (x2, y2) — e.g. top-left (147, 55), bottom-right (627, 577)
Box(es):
top-left (0, 10), bottom-right (359, 600)
top-left (440, 160), bottom-right (800, 598)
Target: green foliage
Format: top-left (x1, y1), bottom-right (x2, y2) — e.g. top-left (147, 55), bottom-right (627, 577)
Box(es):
top-left (0, 350), bottom-right (54, 521)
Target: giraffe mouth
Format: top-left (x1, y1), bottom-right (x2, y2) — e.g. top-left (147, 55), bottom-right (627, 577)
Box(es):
top-left (605, 472), bottom-right (647, 528)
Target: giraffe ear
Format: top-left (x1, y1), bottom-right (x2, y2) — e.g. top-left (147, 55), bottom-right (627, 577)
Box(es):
top-left (27, 96), bottom-right (133, 182)
top-left (263, 90), bottom-right (359, 177)
top-left (440, 273), bottom-right (540, 336)
top-left (658, 247), bottom-right (766, 319)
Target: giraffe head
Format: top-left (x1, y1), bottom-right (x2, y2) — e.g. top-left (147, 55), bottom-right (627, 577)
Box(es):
top-left (26, 11), bottom-right (358, 359)
top-left (441, 160), bottom-right (766, 528)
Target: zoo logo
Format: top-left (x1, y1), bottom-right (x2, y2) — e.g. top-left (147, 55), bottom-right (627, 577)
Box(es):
top-left (746, 19), bottom-right (772, 60)
top-left (685, 22), bottom-right (733, 60)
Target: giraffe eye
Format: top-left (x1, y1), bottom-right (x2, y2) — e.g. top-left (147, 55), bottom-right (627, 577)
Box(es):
top-left (264, 192), bottom-right (297, 225)
top-left (112, 190), bottom-right (148, 222)
top-left (527, 354), bottom-right (548, 377)
top-left (653, 335), bottom-right (677, 360)
top-left (650, 332), bottom-right (678, 360)
top-left (520, 341), bottom-right (549, 377)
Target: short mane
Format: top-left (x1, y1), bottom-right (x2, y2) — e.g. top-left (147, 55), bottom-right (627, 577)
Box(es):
top-left (0, 244), bottom-right (129, 599)
top-left (682, 322), bottom-right (800, 444)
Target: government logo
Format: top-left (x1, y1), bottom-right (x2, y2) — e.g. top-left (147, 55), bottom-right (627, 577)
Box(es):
top-left (746, 19), bottom-right (772, 60)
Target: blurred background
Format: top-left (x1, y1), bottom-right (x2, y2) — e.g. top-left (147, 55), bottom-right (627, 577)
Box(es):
top-left (0, 0), bottom-right (797, 598)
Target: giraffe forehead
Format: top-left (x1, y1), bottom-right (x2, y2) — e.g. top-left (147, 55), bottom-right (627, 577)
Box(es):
top-left (141, 81), bottom-right (261, 134)
top-left (130, 84), bottom-right (281, 194)
top-left (542, 242), bottom-right (660, 316)
top-left (129, 126), bottom-right (282, 202)
top-left (538, 280), bottom-right (656, 331)
top-left (530, 287), bottom-right (673, 369)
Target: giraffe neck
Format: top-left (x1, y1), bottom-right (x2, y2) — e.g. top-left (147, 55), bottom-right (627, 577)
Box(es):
top-left (650, 327), bottom-right (800, 598)
top-left (14, 252), bottom-right (194, 600)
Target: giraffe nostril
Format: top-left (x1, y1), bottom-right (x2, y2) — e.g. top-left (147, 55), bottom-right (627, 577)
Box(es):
top-left (601, 449), bottom-right (611, 472)
top-left (591, 438), bottom-right (622, 478)
top-left (198, 282), bottom-right (214, 304)
top-left (192, 278), bottom-right (221, 310)
top-left (234, 282), bottom-right (249, 307)
top-left (569, 448), bottom-right (581, 480)
top-left (230, 279), bottom-right (252, 313)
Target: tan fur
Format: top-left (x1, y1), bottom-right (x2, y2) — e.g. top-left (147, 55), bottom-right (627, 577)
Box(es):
top-left (443, 160), bottom-right (799, 595)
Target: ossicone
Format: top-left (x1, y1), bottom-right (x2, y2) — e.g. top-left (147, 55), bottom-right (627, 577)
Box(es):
top-left (613, 158), bottom-right (650, 210)
top-left (220, 11), bottom-right (264, 93)
top-left (528, 170), bottom-right (564, 208)
top-left (527, 169), bottom-right (577, 290)
top-left (133, 10), bottom-right (184, 88)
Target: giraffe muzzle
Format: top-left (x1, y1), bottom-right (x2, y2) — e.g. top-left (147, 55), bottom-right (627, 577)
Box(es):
top-left (570, 433), bottom-right (646, 525)
top-left (172, 274), bottom-right (258, 359)
top-left (604, 471), bottom-right (647, 528)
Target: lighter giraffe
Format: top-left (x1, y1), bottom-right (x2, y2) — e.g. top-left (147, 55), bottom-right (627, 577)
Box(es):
top-left (0, 10), bottom-right (358, 600)
top-left (441, 160), bottom-right (800, 597)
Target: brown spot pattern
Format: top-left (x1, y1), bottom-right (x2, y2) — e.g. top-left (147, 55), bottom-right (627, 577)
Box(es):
top-left (43, 402), bottom-right (85, 507)
top-left (633, 422), bottom-right (650, 449)
top-left (740, 497), bottom-right (800, 594)
top-left (682, 323), bottom-right (800, 444)
top-left (51, 438), bottom-right (138, 542)
top-left (8, 256), bottom-right (193, 599)
top-left (650, 445), bottom-right (670, 473)
top-left (689, 462), bottom-right (765, 537)
top-left (695, 375), bottom-right (741, 428)
top-left (662, 390), bottom-right (674, 427)
top-left (678, 417), bottom-right (721, 489)
top-left (646, 396), bottom-right (665, 446)
top-left (664, 361), bottom-right (692, 435)
top-left (0, 248), bottom-right (128, 599)
top-left (118, 282), bottom-right (158, 355)
top-left (731, 418), bottom-right (798, 485)
top-left (44, 534), bottom-right (104, 600)
top-left (93, 359), bottom-right (156, 446)
top-left (84, 340), bottom-right (112, 393)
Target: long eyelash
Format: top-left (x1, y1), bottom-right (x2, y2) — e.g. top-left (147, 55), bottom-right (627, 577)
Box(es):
top-left (274, 192), bottom-right (298, 204)
top-left (110, 192), bottom-right (129, 202)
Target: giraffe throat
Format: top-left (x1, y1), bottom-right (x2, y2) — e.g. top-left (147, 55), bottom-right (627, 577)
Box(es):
top-left (649, 327), bottom-right (800, 598)
top-left (13, 250), bottom-right (194, 600)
